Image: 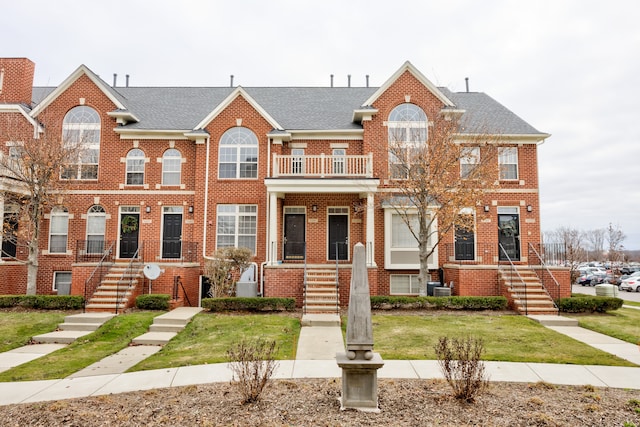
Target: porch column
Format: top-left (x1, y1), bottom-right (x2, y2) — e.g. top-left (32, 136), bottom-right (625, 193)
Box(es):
top-left (0, 194), bottom-right (4, 263)
top-left (366, 192), bottom-right (375, 266)
top-left (268, 191), bottom-right (279, 265)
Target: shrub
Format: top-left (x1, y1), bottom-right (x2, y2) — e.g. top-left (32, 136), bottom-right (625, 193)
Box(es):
top-left (203, 247), bottom-right (253, 297)
top-left (227, 338), bottom-right (279, 404)
top-left (434, 336), bottom-right (489, 402)
top-left (201, 297), bottom-right (295, 312)
top-left (370, 295), bottom-right (508, 311)
top-left (135, 294), bottom-right (170, 310)
top-left (0, 295), bottom-right (84, 310)
top-left (556, 296), bottom-right (623, 313)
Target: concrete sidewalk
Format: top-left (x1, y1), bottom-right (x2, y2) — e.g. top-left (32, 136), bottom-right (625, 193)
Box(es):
top-left (0, 312), bottom-right (639, 406)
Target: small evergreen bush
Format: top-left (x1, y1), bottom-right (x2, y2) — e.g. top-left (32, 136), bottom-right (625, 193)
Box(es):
top-left (370, 295), bottom-right (508, 311)
top-left (0, 295), bottom-right (83, 310)
top-left (556, 296), bottom-right (623, 313)
top-left (135, 294), bottom-right (170, 310)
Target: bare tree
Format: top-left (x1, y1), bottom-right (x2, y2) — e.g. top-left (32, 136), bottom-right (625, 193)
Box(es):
top-left (384, 113), bottom-right (499, 288)
top-left (605, 223), bottom-right (626, 265)
top-left (546, 226), bottom-right (586, 281)
top-left (584, 228), bottom-right (606, 262)
top-left (0, 114), bottom-right (80, 294)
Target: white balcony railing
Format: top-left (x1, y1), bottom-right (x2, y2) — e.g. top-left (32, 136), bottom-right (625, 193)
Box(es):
top-left (272, 153), bottom-right (373, 178)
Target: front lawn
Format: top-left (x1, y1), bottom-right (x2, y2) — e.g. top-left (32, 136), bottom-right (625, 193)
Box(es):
top-left (0, 311), bottom-right (68, 352)
top-left (567, 307), bottom-right (640, 345)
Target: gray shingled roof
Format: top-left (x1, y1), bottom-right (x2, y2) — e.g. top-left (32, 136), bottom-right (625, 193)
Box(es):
top-left (31, 85), bottom-right (545, 136)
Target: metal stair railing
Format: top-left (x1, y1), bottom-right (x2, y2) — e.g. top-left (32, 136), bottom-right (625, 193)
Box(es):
top-left (528, 243), bottom-right (560, 309)
top-left (498, 243), bottom-right (529, 315)
top-left (115, 243), bottom-right (143, 314)
top-left (83, 241), bottom-right (115, 313)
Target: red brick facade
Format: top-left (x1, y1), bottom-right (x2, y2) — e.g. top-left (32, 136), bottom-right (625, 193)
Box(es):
top-left (0, 58), bottom-right (570, 307)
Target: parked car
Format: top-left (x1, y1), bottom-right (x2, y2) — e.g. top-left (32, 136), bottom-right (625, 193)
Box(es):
top-left (620, 266), bottom-right (640, 275)
top-left (577, 268), bottom-right (607, 286)
top-left (619, 271), bottom-right (640, 292)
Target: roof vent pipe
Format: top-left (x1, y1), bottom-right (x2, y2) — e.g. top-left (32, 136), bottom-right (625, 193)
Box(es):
top-left (230, 75), bottom-right (234, 87)
top-left (465, 77), bottom-right (469, 93)
top-left (126, 74), bottom-right (130, 87)
top-left (330, 74), bottom-right (334, 87)
top-left (347, 74), bottom-right (351, 87)
top-left (113, 73), bottom-right (117, 87)
top-left (366, 75), bottom-right (369, 88)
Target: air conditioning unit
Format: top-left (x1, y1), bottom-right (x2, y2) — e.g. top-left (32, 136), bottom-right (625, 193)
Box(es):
top-left (433, 287), bottom-right (451, 297)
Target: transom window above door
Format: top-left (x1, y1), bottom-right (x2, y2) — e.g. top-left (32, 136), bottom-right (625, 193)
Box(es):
top-left (218, 127), bottom-right (258, 179)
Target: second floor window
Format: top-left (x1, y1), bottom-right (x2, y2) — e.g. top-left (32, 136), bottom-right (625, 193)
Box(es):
top-left (162, 149), bottom-right (181, 185)
top-left (460, 147), bottom-right (480, 179)
top-left (126, 149), bottom-right (145, 185)
top-left (387, 103), bottom-right (428, 179)
top-left (218, 127), bottom-right (258, 179)
top-left (498, 147), bottom-right (518, 180)
top-left (61, 106), bottom-right (100, 180)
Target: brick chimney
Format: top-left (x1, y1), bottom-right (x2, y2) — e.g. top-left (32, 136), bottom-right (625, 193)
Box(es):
top-left (0, 58), bottom-right (35, 105)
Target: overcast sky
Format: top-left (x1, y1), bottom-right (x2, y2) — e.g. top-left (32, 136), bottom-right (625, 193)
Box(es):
top-left (4, 0), bottom-right (639, 249)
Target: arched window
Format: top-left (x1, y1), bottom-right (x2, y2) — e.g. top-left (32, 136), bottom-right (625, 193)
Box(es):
top-left (61, 106), bottom-right (100, 180)
top-left (162, 149), bottom-right (181, 185)
top-left (49, 206), bottom-right (69, 254)
top-left (218, 127), bottom-right (258, 179)
top-left (387, 103), bottom-right (428, 179)
top-left (126, 148), bottom-right (145, 185)
top-left (86, 205), bottom-right (106, 254)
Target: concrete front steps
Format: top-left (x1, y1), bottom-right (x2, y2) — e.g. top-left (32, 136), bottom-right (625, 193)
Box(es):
top-left (304, 267), bottom-right (340, 315)
top-left (32, 312), bottom-right (115, 344)
top-left (84, 262), bottom-right (143, 313)
top-left (500, 268), bottom-right (559, 315)
top-left (132, 307), bottom-right (203, 345)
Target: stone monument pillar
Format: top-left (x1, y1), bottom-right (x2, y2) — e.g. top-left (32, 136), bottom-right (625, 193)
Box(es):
top-left (336, 242), bottom-right (384, 411)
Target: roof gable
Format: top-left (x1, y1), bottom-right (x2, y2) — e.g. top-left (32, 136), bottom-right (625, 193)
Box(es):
top-left (29, 65), bottom-right (126, 117)
top-left (363, 61), bottom-right (455, 108)
top-left (195, 86), bottom-right (282, 131)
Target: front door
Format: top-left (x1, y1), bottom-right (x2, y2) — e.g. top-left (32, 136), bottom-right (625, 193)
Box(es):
top-left (328, 214), bottom-right (348, 261)
top-left (454, 224), bottom-right (475, 261)
top-left (162, 213), bottom-right (182, 258)
top-left (498, 212), bottom-right (520, 261)
top-left (119, 212), bottom-right (140, 258)
top-left (284, 213), bottom-right (305, 260)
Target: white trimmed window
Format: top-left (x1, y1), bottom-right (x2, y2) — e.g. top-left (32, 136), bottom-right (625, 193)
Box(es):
top-left (61, 106), bottom-right (100, 180)
top-left (86, 205), bottom-right (106, 254)
top-left (126, 148), bottom-right (145, 185)
top-left (384, 207), bottom-right (438, 270)
top-left (390, 274), bottom-right (420, 295)
top-left (218, 127), bottom-right (258, 179)
top-left (216, 205), bottom-right (257, 254)
top-left (498, 147), bottom-right (518, 180)
top-left (460, 147), bottom-right (480, 179)
top-left (162, 148), bottom-right (181, 185)
top-left (332, 148), bottom-right (345, 175)
top-left (292, 148), bottom-right (304, 174)
top-left (387, 103), bottom-right (428, 179)
top-left (49, 206), bottom-right (69, 254)
top-left (53, 271), bottom-right (72, 293)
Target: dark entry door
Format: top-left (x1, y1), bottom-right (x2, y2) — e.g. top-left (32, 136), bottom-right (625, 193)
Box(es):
top-left (454, 225), bottom-right (475, 261)
top-left (162, 213), bottom-right (182, 258)
top-left (498, 213), bottom-right (520, 261)
top-left (1, 213), bottom-right (17, 258)
top-left (284, 213), bottom-right (305, 260)
top-left (119, 213), bottom-right (140, 258)
top-left (328, 215), bottom-right (348, 261)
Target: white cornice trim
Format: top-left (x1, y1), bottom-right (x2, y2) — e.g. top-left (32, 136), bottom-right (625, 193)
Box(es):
top-left (363, 61), bottom-right (456, 108)
top-left (195, 86), bottom-right (282, 131)
top-left (113, 128), bottom-right (190, 140)
top-left (30, 65), bottom-right (126, 117)
top-left (265, 178), bottom-right (379, 194)
top-left (289, 129), bottom-right (363, 140)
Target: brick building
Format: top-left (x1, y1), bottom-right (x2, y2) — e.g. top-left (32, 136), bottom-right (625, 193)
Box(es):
top-left (0, 58), bottom-right (570, 313)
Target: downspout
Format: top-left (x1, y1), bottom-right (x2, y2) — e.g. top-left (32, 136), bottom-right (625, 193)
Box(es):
top-left (261, 135), bottom-right (272, 296)
top-left (202, 134), bottom-right (212, 260)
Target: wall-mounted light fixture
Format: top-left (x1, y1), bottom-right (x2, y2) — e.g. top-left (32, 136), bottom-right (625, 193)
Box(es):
top-left (484, 205), bottom-right (490, 213)
top-left (311, 204), bottom-right (318, 212)
top-left (526, 205), bottom-right (533, 212)
top-left (145, 206), bottom-right (151, 213)
top-left (188, 206), bottom-right (194, 214)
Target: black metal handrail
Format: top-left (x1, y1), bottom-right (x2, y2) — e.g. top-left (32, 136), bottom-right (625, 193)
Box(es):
top-left (302, 242), bottom-right (308, 315)
top-left (173, 275), bottom-right (193, 307)
top-left (115, 243), bottom-right (143, 314)
top-left (498, 243), bottom-right (528, 315)
top-left (141, 240), bottom-right (199, 263)
top-left (76, 240), bottom-right (115, 263)
top-left (82, 241), bottom-right (115, 312)
top-left (528, 243), bottom-right (561, 305)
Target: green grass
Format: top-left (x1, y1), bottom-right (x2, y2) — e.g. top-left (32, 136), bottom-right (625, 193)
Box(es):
top-left (623, 300), bottom-right (640, 308)
top-left (367, 313), bottom-right (636, 366)
top-left (0, 311), bottom-right (68, 352)
top-left (0, 311), bottom-right (158, 381)
top-left (567, 308), bottom-right (640, 346)
top-left (129, 313), bottom-right (300, 372)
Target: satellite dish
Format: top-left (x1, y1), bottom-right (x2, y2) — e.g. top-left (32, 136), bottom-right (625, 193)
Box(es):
top-left (143, 263), bottom-right (162, 280)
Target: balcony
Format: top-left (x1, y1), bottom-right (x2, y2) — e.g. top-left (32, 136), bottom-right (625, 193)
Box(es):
top-left (272, 153), bottom-right (373, 178)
